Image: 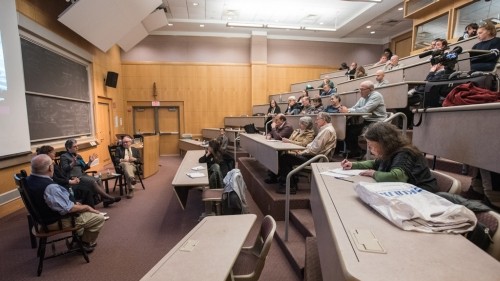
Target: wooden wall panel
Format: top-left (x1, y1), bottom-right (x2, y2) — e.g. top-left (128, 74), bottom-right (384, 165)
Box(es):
top-left (122, 63), bottom-right (252, 136)
top-left (266, 65), bottom-right (334, 94)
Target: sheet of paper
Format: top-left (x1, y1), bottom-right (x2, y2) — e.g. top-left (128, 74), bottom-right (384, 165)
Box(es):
top-left (321, 171), bottom-right (351, 178)
top-left (191, 166), bottom-right (205, 171)
top-left (186, 172), bottom-right (205, 178)
top-left (329, 168), bottom-right (363, 176)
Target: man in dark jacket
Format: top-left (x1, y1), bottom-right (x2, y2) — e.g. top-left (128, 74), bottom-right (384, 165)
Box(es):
top-left (114, 135), bottom-right (141, 198)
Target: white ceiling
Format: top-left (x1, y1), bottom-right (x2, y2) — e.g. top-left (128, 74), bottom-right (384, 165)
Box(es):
top-left (154, 0), bottom-right (412, 44)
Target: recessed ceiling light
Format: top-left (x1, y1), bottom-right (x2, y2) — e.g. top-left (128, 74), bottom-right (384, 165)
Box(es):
top-left (370, 31), bottom-right (375, 34)
top-left (228, 17), bottom-right (232, 20)
top-left (366, 25), bottom-right (371, 28)
top-left (200, 24), bottom-right (205, 27)
top-left (398, 7), bottom-right (403, 11)
top-left (319, 22), bottom-right (324, 25)
top-left (193, 2), bottom-right (199, 6)
top-left (168, 23), bottom-right (173, 26)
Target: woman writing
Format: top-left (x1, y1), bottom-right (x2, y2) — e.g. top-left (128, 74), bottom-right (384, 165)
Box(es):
top-left (341, 122), bottom-right (437, 192)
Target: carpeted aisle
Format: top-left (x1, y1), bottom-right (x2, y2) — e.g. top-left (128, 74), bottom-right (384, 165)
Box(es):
top-left (0, 156), bottom-right (300, 281)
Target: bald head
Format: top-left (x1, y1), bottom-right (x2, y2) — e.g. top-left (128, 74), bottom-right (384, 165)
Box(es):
top-left (375, 70), bottom-right (385, 82)
top-left (31, 154), bottom-right (53, 176)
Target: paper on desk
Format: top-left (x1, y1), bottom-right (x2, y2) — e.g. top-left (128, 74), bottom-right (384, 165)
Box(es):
top-left (179, 239), bottom-right (199, 252)
top-left (329, 168), bottom-right (363, 176)
top-left (321, 171), bottom-right (351, 178)
top-left (266, 139), bottom-right (279, 142)
top-left (191, 166), bottom-right (205, 171)
top-left (186, 172), bottom-right (205, 178)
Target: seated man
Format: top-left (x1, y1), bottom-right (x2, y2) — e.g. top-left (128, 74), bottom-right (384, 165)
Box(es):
top-left (340, 81), bottom-right (387, 157)
top-left (383, 55), bottom-right (404, 71)
top-left (26, 154), bottom-right (105, 252)
top-left (374, 70), bottom-right (389, 88)
top-left (217, 128), bottom-right (229, 152)
top-left (114, 136), bottom-right (141, 199)
top-left (320, 83), bottom-right (335, 96)
top-left (266, 113), bottom-right (293, 140)
top-left (299, 97), bottom-right (315, 115)
top-left (266, 112), bottom-right (337, 194)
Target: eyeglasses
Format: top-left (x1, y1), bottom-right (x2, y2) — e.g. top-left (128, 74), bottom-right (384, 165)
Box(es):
top-left (71, 145), bottom-right (78, 148)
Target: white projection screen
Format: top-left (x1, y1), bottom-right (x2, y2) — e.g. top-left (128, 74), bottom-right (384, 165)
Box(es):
top-left (0, 0), bottom-right (31, 158)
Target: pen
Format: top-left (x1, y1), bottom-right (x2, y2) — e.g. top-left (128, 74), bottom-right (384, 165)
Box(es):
top-left (334, 177), bottom-right (354, 183)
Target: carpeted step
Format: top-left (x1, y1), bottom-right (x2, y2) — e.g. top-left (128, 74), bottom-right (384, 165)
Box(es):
top-left (290, 208), bottom-right (316, 238)
top-left (305, 237), bottom-right (323, 281)
top-left (238, 157), bottom-right (311, 220)
top-left (275, 220), bottom-right (306, 278)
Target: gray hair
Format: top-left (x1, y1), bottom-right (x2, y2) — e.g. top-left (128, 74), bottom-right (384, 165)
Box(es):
top-left (360, 80), bottom-right (375, 91)
top-left (317, 112), bottom-right (331, 123)
top-left (31, 154), bottom-right (52, 174)
top-left (299, 116), bottom-right (313, 130)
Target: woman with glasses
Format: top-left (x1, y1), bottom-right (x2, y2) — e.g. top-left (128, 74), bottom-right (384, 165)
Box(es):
top-left (59, 139), bottom-right (121, 207)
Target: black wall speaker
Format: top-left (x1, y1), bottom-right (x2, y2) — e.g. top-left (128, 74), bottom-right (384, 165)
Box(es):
top-left (105, 71), bottom-right (119, 88)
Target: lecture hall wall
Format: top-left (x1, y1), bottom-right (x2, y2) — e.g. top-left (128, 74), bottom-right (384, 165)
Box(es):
top-left (1, 0), bottom-right (388, 218)
top-left (0, 0), bottom-right (122, 218)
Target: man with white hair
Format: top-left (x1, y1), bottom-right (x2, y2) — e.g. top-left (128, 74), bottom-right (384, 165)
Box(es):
top-left (384, 55), bottom-right (404, 71)
top-left (340, 80), bottom-right (387, 158)
top-left (26, 154), bottom-right (105, 252)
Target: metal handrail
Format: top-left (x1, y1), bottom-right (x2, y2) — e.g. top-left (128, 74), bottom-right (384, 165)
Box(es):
top-left (264, 119), bottom-right (273, 135)
top-left (384, 112), bottom-right (407, 135)
top-left (284, 154), bottom-right (329, 241)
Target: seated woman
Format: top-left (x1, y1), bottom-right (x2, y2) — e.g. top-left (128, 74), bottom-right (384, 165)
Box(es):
top-left (311, 97), bottom-right (324, 114)
top-left (59, 139), bottom-right (121, 207)
top-left (38, 145), bottom-right (120, 208)
top-left (324, 94), bottom-right (342, 113)
top-left (354, 66), bottom-right (367, 79)
top-left (264, 99), bottom-right (281, 133)
top-left (199, 139), bottom-right (229, 188)
top-left (281, 116), bottom-right (314, 147)
top-left (470, 20), bottom-right (500, 72)
top-left (341, 122), bottom-right (437, 193)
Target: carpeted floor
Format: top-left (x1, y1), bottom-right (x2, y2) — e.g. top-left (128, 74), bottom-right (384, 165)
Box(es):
top-left (0, 156), bottom-right (300, 281)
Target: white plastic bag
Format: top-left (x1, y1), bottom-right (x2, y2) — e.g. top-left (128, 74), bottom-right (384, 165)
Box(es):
top-left (354, 181), bottom-right (477, 234)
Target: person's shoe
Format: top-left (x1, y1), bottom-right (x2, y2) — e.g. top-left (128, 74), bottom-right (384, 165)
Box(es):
top-left (67, 240), bottom-right (94, 253)
top-left (264, 177), bottom-right (278, 184)
top-left (99, 212), bottom-right (107, 216)
top-left (129, 177), bottom-right (137, 185)
top-left (126, 189), bottom-right (134, 199)
top-left (84, 241), bottom-right (97, 248)
top-left (103, 199), bottom-right (115, 208)
top-left (113, 196), bottom-right (122, 203)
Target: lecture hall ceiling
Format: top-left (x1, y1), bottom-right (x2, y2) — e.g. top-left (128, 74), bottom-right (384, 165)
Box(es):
top-left (156, 0), bottom-right (412, 44)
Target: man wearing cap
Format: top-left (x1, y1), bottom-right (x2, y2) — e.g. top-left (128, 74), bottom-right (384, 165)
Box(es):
top-left (284, 96), bottom-right (301, 115)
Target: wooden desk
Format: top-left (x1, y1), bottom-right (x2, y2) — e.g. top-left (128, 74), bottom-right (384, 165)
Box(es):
top-left (179, 139), bottom-right (204, 155)
top-left (171, 150), bottom-right (208, 209)
top-left (132, 134), bottom-right (159, 178)
top-left (239, 133), bottom-right (305, 174)
top-left (140, 214), bottom-right (257, 281)
top-left (310, 162), bottom-right (500, 281)
top-left (413, 103), bottom-right (500, 173)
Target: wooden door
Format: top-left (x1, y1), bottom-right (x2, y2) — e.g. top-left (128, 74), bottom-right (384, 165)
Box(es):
top-left (133, 107), bottom-right (155, 135)
top-left (158, 106), bottom-right (180, 155)
top-left (97, 101), bottom-right (112, 164)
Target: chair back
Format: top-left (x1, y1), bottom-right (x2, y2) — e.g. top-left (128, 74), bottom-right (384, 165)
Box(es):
top-left (108, 145), bottom-right (123, 173)
top-left (431, 170), bottom-right (461, 194)
top-left (252, 215), bottom-right (277, 279)
top-left (14, 170), bottom-right (52, 233)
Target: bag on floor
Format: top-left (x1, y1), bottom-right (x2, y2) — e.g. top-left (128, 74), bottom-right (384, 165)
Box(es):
top-left (221, 191), bottom-right (242, 215)
top-left (354, 181), bottom-right (477, 234)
